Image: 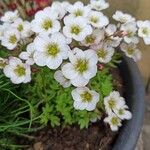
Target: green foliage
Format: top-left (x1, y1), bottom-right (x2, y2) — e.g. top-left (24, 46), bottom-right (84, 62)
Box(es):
top-left (40, 103), bottom-right (60, 127)
top-left (0, 45), bottom-right (10, 58)
top-left (21, 67), bottom-right (114, 129)
top-left (75, 110), bottom-right (90, 129)
top-left (0, 71), bottom-right (41, 149)
top-left (90, 68), bottom-right (113, 110)
top-left (0, 64), bottom-right (114, 149)
top-left (91, 69), bottom-right (113, 96)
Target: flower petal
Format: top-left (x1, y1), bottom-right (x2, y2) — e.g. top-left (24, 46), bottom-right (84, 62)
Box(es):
top-left (83, 65), bottom-right (97, 79)
top-left (19, 52), bottom-right (29, 60)
top-left (73, 101), bottom-right (86, 110)
top-left (71, 88), bottom-right (82, 102)
top-left (33, 51), bottom-right (47, 66)
top-left (86, 103), bottom-right (97, 111)
top-left (62, 63), bottom-right (78, 79)
top-left (71, 75), bottom-right (89, 87)
top-left (46, 55), bottom-right (62, 69)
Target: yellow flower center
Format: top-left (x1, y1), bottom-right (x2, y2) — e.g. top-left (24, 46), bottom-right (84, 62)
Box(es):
top-left (127, 30), bottom-right (134, 37)
top-left (46, 43), bottom-right (59, 57)
top-left (142, 27), bottom-right (149, 35)
top-left (74, 10), bottom-right (83, 17)
top-left (108, 98), bottom-right (116, 109)
top-left (42, 19), bottom-right (53, 30)
top-left (85, 35), bottom-right (95, 44)
top-left (90, 16), bottom-right (98, 23)
top-left (111, 117), bottom-right (119, 125)
top-left (71, 25), bottom-right (81, 35)
top-left (0, 60), bottom-right (5, 68)
top-left (127, 47), bottom-right (134, 55)
top-left (80, 91), bottom-right (92, 102)
top-left (119, 17), bottom-right (126, 23)
top-left (17, 24), bottom-right (24, 32)
top-left (14, 65), bottom-right (26, 77)
top-left (118, 109), bottom-right (124, 115)
top-left (97, 49), bottom-right (107, 58)
top-left (9, 35), bottom-right (17, 44)
top-left (75, 59), bottom-right (88, 73)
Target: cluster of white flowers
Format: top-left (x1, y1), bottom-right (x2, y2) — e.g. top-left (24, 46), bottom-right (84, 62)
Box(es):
top-left (0, 10), bottom-right (32, 50)
top-left (0, 0), bottom-right (148, 129)
top-left (104, 91), bottom-right (132, 131)
top-left (0, 10), bottom-right (33, 84)
top-left (112, 10), bottom-right (150, 60)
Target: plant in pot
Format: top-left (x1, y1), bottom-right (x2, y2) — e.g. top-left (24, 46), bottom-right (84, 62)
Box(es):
top-left (0, 0), bottom-right (146, 149)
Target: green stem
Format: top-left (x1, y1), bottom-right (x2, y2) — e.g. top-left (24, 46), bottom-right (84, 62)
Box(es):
top-left (3, 89), bottom-right (33, 129)
top-left (11, 105), bottom-right (29, 114)
top-left (0, 142), bottom-right (29, 149)
top-left (0, 116), bottom-right (40, 129)
top-left (15, 108), bottom-right (30, 117)
top-left (8, 130), bottom-right (35, 140)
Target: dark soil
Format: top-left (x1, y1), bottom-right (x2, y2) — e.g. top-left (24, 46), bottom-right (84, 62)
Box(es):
top-left (28, 122), bottom-right (117, 150)
top-left (18, 68), bottom-right (123, 150)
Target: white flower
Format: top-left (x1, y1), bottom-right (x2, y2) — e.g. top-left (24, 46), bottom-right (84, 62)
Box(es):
top-left (92, 44), bottom-right (114, 64)
top-left (51, 1), bottom-right (69, 19)
top-left (19, 43), bottom-right (35, 65)
top-left (104, 113), bottom-right (122, 131)
top-left (3, 57), bottom-right (31, 84)
top-left (62, 48), bottom-right (98, 87)
top-left (87, 11), bottom-right (109, 28)
top-left (137, 20), bottom-right (150, 45)
top-left (105, 24), bottom-right (123, 47)
top-left (54, 70), bottom-right (71, 88)
top-left (113, 11), bottom-right (135, 24)
top-left (114, 105), bottom-right (132, 120)
top-left (71, 87), bottom-right (99, 111)
top-left (1, 28), bottom-right (20, 50)
top-left (0, 23), bottom-right (10, 40)
top-left (12, 18), bottom-right (32, 38)
top-left (61, 1), bottom-right (71, 10)
top-left (31, 7), bottom-right (60, 35)
top-left (0, 57), bottom-right (8, 69)
top-left (90, 0), bottom-right (109, 11)
top-left (81, 29), bottom-right (104, 46)
top-left (105, 37), bottom-right (122, 48)
top-left (66, 1), bottom-right (91, 18)
top-left (63, 16), bottom-right (92, 41)
top-left (0, 25), bottom-right (4, 40)
top-left (50, 32), bottom-right (72, 45)
top-left (120, 43), bottom-right (142, 62)
top-left (104, 91), bottom-right (125, 114)
top-left (105, 24), bottom-right (117, 36)
top-left (121, 22), bottom-right (139, 44)
top-left (1, 10), bottom-right (19, 23)
top-left (33, 33), bottom-right (70, 69)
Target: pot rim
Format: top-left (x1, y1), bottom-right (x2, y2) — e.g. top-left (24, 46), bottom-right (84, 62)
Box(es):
top-left (112, 56), bottom-right (145, 150)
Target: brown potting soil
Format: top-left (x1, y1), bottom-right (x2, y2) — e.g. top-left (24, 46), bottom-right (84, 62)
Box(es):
top-left (30, 121), bottom-right (117, 150)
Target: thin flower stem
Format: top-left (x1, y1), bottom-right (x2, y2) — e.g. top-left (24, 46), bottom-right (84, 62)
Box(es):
top-left (3, 88), bottom-right (33, 129)
top-left (0, 142), bottom-right (29, 149)
top-left (0, 116), bottom-right (40, 129)
top-left (8, 130), bottom-right (36, 140)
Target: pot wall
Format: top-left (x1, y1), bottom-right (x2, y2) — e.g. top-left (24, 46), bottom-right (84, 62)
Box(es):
top-left (113, 56), bottom-right (145, 150)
